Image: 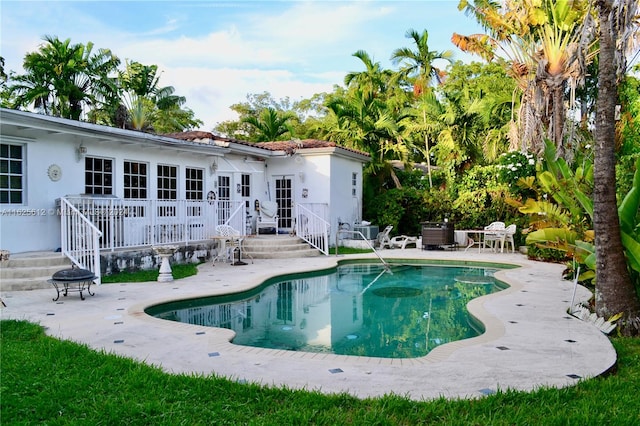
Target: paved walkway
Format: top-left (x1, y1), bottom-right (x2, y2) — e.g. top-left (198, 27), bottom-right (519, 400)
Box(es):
top-left (0, 249), bottom-right (616, 401)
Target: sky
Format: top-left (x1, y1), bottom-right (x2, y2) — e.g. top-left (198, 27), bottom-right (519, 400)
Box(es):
top-left (0, 0), bottom-right (485, 131)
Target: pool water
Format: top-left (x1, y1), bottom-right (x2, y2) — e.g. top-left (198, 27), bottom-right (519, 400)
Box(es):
top-left (147, 263), bottom-right (507, 358)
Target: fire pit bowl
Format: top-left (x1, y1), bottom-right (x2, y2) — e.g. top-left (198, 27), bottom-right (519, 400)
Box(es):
top-left (48, 266), bottom-right (98, 301)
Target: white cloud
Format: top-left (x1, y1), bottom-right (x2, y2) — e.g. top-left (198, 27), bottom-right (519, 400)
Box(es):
top-left (160, 66), bottom-right (337, 130)
top-left (1, 1), bottom-right (484, 132)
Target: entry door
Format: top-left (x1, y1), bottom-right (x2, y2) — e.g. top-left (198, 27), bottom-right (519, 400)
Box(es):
top-left (275, 176), bottom-right (293, 229)
top-left (217, 175), bottom-right (231, 225)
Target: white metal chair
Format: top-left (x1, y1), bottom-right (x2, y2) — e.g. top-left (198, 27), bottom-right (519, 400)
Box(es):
top-left (483, 221), bottom-right (506, 252)
top-left (256, 200), bottom-right (279, 235)
top-left (214, 224), bottom-right (241, 263)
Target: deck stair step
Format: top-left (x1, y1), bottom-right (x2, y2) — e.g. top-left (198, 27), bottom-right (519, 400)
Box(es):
top-left (1, 251), bottom-right (72, 291)
top-left (240, 235), bottom-right (322, 259)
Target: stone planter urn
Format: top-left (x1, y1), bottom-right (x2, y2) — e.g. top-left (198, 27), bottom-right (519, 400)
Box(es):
top-left (153, 245), bottom-right (178, 282)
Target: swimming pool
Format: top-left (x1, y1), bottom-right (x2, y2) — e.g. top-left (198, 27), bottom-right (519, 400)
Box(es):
top-left (147, 262), bottom-right (508, 358)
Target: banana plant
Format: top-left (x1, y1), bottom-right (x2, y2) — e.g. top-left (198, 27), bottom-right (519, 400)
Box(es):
top-left (525, 156), bottom-right (640, 282)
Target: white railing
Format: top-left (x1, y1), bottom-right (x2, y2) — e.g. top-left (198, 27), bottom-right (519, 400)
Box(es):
top-left (62, 196), bottom-right (231, 251)
top-left (222, 201), bottom-right (247, 235)
top-left (61, 196), bottom-right (250, 248)
top-left (59, 197), bottom-right (103, 284)
top-left (295, 203), bottom-right (330, 255)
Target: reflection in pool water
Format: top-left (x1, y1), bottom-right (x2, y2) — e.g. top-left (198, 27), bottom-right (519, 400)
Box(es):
top-left (146, 263), bottom-right (507, 358)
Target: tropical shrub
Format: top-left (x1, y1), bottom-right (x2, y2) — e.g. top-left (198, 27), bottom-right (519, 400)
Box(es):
top-left (364, 187), bottom-right (431, 236)
top-left (617, 153), bottom-right (640, 199)
top-left (497, 150), bottom-right (537, 197)
top-left (448, 165), bottom-right (516, 229)
top-left (519, 144), bottom-right (640, 290)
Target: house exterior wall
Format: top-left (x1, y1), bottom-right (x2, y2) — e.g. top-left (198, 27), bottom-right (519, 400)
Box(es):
top-left (0, 133), bottom-right (274, 253)
top-left (330, 154), bottom-right (364, 239)
top-left (0, 110), bottom-right (368, 254)
top-left (264, 152), bottom-right (364, 243)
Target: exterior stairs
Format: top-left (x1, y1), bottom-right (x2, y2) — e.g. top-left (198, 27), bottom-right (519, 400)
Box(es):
top-left (0, 237), bottom-right (322, 292)
top-left (241, 235), bottom-right (322, 260)
top-left (1, 251), bottom-right (72, 291)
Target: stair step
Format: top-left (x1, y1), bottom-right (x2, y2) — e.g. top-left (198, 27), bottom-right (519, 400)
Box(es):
top-left (243, 243), bottom-right (312, 253)
top-left (244, 249), bottom-right (321, 259)
top-left (1, 264), bottom-right (73, 280)
top-left (1, 251), bottom-right (72, 291)
top-left (240, 236), bottom-right (322, 259)
top-left (3, 252), bottom-right (69, 267)
top-left (1, 276), bottom-right (54, 291)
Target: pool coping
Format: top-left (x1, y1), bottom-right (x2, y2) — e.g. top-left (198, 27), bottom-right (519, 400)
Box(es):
top-left (0, 249), bottom-right (617, 401)
top-left (134, 258), bottom-right (522, 365)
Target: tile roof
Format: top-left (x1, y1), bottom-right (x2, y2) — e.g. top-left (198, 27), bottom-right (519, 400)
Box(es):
top-left (255, 139), bottom-right (337, 155)
top-left (163, 132), bottom-right (369, 157)
top-left (163, 131), bottom-right (247, 145)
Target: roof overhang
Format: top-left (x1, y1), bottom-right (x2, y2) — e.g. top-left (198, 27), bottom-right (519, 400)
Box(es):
top-left (0, 108), bottom-right (229, 156)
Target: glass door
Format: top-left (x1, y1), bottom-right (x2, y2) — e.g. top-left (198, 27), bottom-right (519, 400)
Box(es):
top-left (275, 176), bottom-right (293, 230)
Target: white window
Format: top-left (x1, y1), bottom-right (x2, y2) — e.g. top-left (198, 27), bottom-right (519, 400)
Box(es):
top-left (85, 157), bottom-right (113, 195)
top-left (124, 161), bottom-right (147, 199)
top-left (352, 172), bottom-right (358, 196)
top-left (185, 167), bottom-right (204, 200)
top-left (241, 173), bottom-right (250, 197)
top-left (157, 164), bottom-right (177, 200)
top-left (0, 143), bottom-right (24, 204)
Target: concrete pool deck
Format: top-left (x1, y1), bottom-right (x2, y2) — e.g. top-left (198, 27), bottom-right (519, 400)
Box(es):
top-left (0, 249), bottom-right (617, 401)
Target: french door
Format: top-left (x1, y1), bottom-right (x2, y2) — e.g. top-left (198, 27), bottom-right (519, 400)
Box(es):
top-left (217, 175), bottom-right (231, 225)
top-left (274, 176), bottom-right (293, 230)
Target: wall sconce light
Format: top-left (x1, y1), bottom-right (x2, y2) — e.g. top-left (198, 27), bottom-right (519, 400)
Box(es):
top-left (236, 183), bottom-right (241, 193)
top-left (209, 160), bottom-right (218, 175)
top-left (76, 144), bottom-right (87, 162)
top-left (302, 188), bottom-right (309, 198)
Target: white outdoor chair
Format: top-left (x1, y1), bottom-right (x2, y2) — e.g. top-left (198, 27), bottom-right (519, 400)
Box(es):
top-left (503, 224), bottom-right (517, 253)
top-left (375, 225), bottom-right (394, 249)
top-left (256, 200), bottom-right (279, 235)
top-left (390, 235), bottom-right (418, 249)
top-left (483, 221), bottom-right (506, 252)
top-left (214, 224), bottom-right (241, 263)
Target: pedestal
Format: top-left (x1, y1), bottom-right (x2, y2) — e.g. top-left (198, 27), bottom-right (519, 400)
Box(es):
top-left (153, 245), bottom-right (178, 282)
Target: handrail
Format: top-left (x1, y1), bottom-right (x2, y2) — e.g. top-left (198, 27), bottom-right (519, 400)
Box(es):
top-left (295, 203), bottom-right (329, 255)
top-left (224, 202), bottom-right (246, 235)
top-left (59, 197), bottom-right (103, 284)
top-left (336, 230), bottom-right (389, 269)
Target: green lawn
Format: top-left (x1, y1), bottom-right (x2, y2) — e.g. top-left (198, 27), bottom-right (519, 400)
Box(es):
top-left (1, 320), bottom-right (639, 425)
top-left (101, 262), bottom-right (200, 283)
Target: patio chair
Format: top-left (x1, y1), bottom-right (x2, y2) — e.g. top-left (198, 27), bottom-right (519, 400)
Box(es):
top-left (375, 225), bottom-right (394, 249)
top-left (503, 224), bottom-right (517, 253)
top-left (214, 224), bottom-right (241, 263)
top-left (390, 235), bottom-right (418, 249)
top-left (256, 200), bottom-right (279, 235)
top-left (482, 221), bottom-right (506, 252)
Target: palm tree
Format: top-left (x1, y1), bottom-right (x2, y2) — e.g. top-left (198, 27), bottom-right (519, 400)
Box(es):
top-left (9, 35), bottom-right (120, 120)
top-left (453, 1), bottom-right (596, 159)
top-left (534, 0), bottom-right (596, 158)
top-left (435, 91), bottom-right (485, 170)
top-left (390, 29), bottom-right (454, 96)
top-left (593, 0), bottom-right (640, 336)
top-left (344, 50), bottom-right (393, 98)
top-left (400, 92), bottom-right (444, 187)
top-left (241, 107), bottom-right (296, 142)
top-left (117, 61), bottom-right (201, 132)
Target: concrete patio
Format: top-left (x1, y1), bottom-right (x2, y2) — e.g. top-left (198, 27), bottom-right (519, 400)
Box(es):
top-left (0, 248), bottom-right (617, 401)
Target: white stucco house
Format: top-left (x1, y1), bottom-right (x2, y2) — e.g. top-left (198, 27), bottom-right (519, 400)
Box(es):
top-left (0, 108), bottom-right (370, 275)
